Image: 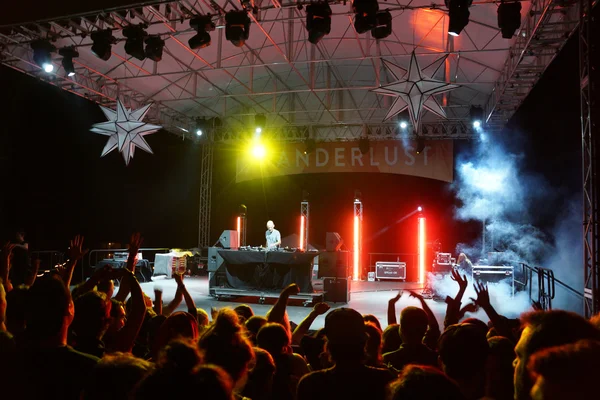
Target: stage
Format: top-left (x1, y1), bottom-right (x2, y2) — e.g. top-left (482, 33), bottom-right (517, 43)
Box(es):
top-left (139, 275), bottom-right (515, 330)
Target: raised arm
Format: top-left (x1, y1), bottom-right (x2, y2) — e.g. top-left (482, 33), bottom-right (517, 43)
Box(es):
top-left (60, 235), bottom-right (89, 288)
top-left (387, 291), bottom-right (402, 326)
top-left (0, 243), bottom-right (16, 293)
top-left (409, 290), bottom-right (440, 349)
top-left (267, 283), bottom-right (300, 326)
top-left (114, 233), bottom-right (143, 302)
top-left (153, 287), bottom-right (163, 316)
top-left (444, 269), bottom-right (468, 329)
top-left (471, 282), bottom-right (513, 340)
top-left (292, 302), bottom-right (330, 345)
top-left (174, 273), bottom-right (197, 319)
top-left (111, 269), bottom-right (146, 352)
top-left (162, 288), bottom-right (183, 316)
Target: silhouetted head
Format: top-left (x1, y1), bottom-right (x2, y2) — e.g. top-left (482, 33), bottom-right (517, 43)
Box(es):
top-left (399, 306), bottom-right (428, 344)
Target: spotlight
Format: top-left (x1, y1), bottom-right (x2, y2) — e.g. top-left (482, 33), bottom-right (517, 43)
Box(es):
top-left (189, 15), bottom-right (215, 49)
top-left (497, 2), bottom-right (522, 39)
top-left (59, 47), bottom-right (78, 77)
top-left (354, 190), bottom-right (362, 202)
top-left (371, 11), bottom-right (392, 39)
top-left (304, 138), bottom-right (316, 155)
top-left (196, 129), bottom-right (203, 137)
top-left (194, 117), bottom-right (209, 137)
top-left (225, 11), bottom-right (250, 47)
top-left (91, 30), bottom-right (116, 61)
top-left (123, 25), bottom-right (148, 61)
top-left (445, 0), bottom-right (473, 37)
top-left (416, 138), bottom-right (425, 154)
top-left (145, 36), bottom-right (165, 62)
top-left (251, 144), bottom-right (266, 159)
top-left (417, 206), bottom-right (423, 212)
top-left (31, 40), bottom-right (55, 73)
top-left (255, 114), bottom-right (266, 133)
top-left (353, 0), bottom-right (379, 34)
top-left (400, 121), bottom-right (408, 129)
top-left (306, 3), bottom-right (332, 44)
top-left (470, 105), bottom-right (484, 129)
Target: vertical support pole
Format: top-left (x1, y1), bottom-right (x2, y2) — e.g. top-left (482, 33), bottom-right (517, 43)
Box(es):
top-left (198, 142), bottom-right (214, 248)
top-left (301, 200), bottom-right (309, 251)
top-left (580, 0), bottom-right (599, 317)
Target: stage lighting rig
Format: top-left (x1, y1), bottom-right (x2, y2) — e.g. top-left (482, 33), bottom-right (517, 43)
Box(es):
top-left (371, 11), bottom-right (392, 40)
top-left (145, 36), bottom-right (165, 62)
top-left (91, 30), bottom-right (116, 61)
top-left (306, 2), bottom-right (332, 44)
top-left (194, 117), bottom-right (209, 137)
top-left (255, 114), bottom-right (266, 134)
top-left (445, 0), bottom-right (473, 37)
top-left (470, 105), bottom-right (484, 128)
top-left (353, 0), bottom-right (379, 34)
top-left (304, 138), bottom-right (316, 155)
top-left (58, 47), bottom-right (78, 77)
top-left (358, 137), bottom-right (370, 155)
top-left (225, 11), bottom-right (251, 47)
top-left (123, 25), bottom-right (148, 61)
top-left (31, 40), bottom-right (56, 73)
top-left (189, 15), bottom-right (215, 49)
top-left (497, 2), bottom-right (522, 39)
top-left (399, 121), bottom-right (408, 129)
top-left (416, 138), bottom-right (425, 154)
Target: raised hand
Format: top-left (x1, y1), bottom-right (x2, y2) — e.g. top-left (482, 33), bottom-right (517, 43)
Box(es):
top-left (313, 302), bottom-right (330, 316)
top-left (1, 242), bottom-right (16, 258)
top-left (282, 283), bottom-right (300, 296)
top-left (67, 235), bottom-right (89, 261)
top-left (462, 302), bottom-right (480, 314)
top-left (471, 281), bottom-right (491, 309)
top-left (128, 233), bottom-right (143, 256)
top-left (451, 268), bottom-right (468, 292)
top-left (390, 291), bottom-right (403, 303)
top-left (408, 290), bottom-right (424, 302)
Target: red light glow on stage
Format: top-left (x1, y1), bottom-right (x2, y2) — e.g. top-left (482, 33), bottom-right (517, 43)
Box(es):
top-left (354, 215), bottom-right (360, 281)
top-left (300, 215), bottom-right (305, 251)
top-left (418, 217), bottom-right (426, 284)
top-left (237, 216), bottom-right (241, 245)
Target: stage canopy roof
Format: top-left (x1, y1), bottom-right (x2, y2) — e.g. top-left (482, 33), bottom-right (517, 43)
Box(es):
top-left (0, 0), bottom-right (580, 140)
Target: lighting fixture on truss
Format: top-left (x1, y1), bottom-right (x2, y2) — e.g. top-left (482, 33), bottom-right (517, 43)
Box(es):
top-left (445, 0), bottom-right (473, 37)
top-left (189, 15), bottom-right (215, 49)
top-left (353, 0), bottom-right (379, 34)
top-left (371, 11), bottom-right (392, 40)
top-left (31, 40), bottom-right (55, 73)
top-left (225, 11), bottom-right (251, 48)
top-left (123, 24), bottom-right (148, 61)
top-left (58, 46), bottom-right (78, 77)
top-left (497, 1), bottom-right (522, 39)
top-left (91, 30), bottom-right (117, 61)
top-left (470, 105), bottom-right (484, 128)
top-left (145, 36), bottom-right (165, 62)
top-left (306, 2), bottom-right (332, 44)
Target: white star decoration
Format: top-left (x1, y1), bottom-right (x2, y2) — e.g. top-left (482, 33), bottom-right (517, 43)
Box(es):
top-left (90, 99), bottom-right (162, 165)
top-left (373, 52), bottom-right (460, 132)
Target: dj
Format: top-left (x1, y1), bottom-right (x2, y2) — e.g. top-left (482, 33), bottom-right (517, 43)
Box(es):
top-left (456, 252), bottom-right (473, 276)
top-left (265, 220), bottom-right (281, 249)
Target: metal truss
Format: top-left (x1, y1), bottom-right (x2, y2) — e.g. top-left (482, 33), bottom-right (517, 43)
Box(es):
top-left (580, 0), bottom-right (599, 317)
top-left (485, 0), bottom-right (580, 131)
top-left (198, 143), bottom-right (214, 248)
top-left (301, 201), bottom-right (309, 250)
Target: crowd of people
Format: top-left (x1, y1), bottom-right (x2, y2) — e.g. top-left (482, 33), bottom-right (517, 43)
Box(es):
top-left (1, 232), bottom-right (600, 400)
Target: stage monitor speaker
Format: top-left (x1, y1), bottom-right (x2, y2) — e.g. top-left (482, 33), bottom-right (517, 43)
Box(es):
top-left (207, 247), bottom-right (225, 272)
top-left (326, 232), bottom-right (344, 252)
top-left (318, 251), bottom-right (350, 278)
top-left (219, 230), bottom-right (239, 249)
top-left (323, 277), bottom-right (350, 303)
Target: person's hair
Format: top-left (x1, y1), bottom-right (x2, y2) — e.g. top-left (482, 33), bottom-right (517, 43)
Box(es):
top-left (234, 304), bottom-right (254, 323)
top-left (382, 323), bottom-right (402, 354)
top-left (590, 313), bottom-right (600, 330)
top-left (5, 286), bottom-right (28, 336)
top-left (197, 308), bottom-right (210, 327)
top-left (438, 323), bottom-right (490, 380)
top-left (399, 306), bottom-right (428, 343)
top-left (72, 291), bottom-right (110, 338)
top-left (245, 315), bottom-right (268, 344)
top-left (257, 323), bottom-right (290, 356)
top-left (462, 318), bottom-right (488, 336)
top-left (389, 365), bottom-right (465, 400)
top-left (242, 347), bottom-right (276, 400)
top-left (486, 336), bottom-right (516, 400)
top-left (520, 310), bottom-right (600, 358)
top-left (199, 308), bottom-right (254, 384)
top-left (528, 339), bottom-right (600, 398)
top-left (363, 314), bottom-right (382, 331)
top-left (136, 340), bottom-right (233, 400)
top-left (364, 322), bottom-right (383, 366)
top-left (82, 353), bottom-right (153, 400)
top-left (96, 279), bottom-right (114, 297)
top-left (25, 275), bottom-right (72, 339)
top-left (153, 312), bottom-right (199, 359)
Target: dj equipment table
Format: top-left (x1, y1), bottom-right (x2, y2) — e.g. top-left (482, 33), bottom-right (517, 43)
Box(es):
top-left (217, 249), bottom-right (319, 293)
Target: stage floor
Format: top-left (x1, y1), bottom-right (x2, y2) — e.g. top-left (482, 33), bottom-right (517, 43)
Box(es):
top-left (139, 276), bottom-right (504, 329)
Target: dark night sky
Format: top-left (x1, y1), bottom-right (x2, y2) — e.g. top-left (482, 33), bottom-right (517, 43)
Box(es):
top-left (0, 9), bottom-right (584, 280)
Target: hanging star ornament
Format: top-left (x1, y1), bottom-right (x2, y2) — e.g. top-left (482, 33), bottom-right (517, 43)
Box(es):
top-left (90, 99), bottom-right (162, 165)
top-left (373, 51), bottom-right (460, 132)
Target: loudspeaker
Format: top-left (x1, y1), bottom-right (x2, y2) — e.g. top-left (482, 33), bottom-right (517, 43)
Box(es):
top-left (219, 230), bottom-right (239, 249)
top-left (207, 247), bottom-right (225, 272)
top-left (326, 232), bottom-right (344, 252)
top-left (323, 277), bottom-right (350, 303)
top-left (318, 251), bottom-right (350, 278)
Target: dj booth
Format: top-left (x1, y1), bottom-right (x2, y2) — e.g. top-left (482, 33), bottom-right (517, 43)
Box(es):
top-left (214, 249), bottom-right (318, 292)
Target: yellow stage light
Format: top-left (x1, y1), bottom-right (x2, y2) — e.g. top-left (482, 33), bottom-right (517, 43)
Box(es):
top-left (251, 144), bottom-right (266, 159)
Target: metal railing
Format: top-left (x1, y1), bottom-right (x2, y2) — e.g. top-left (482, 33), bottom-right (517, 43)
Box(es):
top-left (85, 248), bottom-right (171, 282)
top-left (519, 263), bottom-right (584, 310)
top-left (30, 250), bottom-right (65, 273)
